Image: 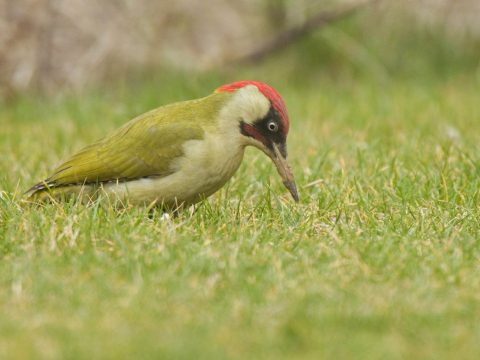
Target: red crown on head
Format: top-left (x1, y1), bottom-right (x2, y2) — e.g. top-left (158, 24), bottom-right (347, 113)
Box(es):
top-left (216, 80), bottom-right (290, 135)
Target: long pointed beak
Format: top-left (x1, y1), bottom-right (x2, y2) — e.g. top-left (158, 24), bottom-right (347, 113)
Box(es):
top-left (270, 143), bottom-right (299, 202)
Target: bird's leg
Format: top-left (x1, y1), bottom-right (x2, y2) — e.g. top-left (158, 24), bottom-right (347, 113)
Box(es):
top-left (170, 199), bottom-right (186, 218)
top-left (189, 202), bottom-right (205, 216)
top-left (146, 199), bottom-right (185, 220)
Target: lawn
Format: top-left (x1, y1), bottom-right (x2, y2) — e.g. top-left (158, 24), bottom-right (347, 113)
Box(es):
top-left (1, 59), bottom-right (480, 358)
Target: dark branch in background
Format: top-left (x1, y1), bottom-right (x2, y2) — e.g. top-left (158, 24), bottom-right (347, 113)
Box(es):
top-left (233, 0), bottom-right (378, 65)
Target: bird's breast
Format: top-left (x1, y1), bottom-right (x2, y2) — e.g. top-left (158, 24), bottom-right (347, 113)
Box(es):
top-left (172, 132), bottom-right (245, 196)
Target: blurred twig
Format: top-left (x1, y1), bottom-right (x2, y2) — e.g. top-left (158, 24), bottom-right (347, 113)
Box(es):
top-left (234, 0), bottom-right (379, 64)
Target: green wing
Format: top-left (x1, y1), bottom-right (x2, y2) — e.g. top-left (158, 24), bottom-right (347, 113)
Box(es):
top-left (28, 92), bottom-right (231, 194)
top-left (49, 120), bottom-right (204, 185)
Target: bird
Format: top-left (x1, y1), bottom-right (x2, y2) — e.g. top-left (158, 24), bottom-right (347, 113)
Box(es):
top-left (26, 80), bottom-right (299, 209)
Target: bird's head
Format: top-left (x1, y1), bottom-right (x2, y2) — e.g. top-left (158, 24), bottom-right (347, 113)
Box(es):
top-left (215, 80), bottom-right (299, 202)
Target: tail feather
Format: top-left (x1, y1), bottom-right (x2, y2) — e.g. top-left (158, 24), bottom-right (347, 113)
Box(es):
top-left (24, 180), bottom-right (57, 203)
top-left (25, 180), bottom-right (97, 203)
top-left (24, 180), bottom-right (55, 197)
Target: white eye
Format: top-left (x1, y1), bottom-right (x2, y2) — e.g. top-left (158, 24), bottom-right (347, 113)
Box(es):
top-left (268, 121), bottom-right (278, 132)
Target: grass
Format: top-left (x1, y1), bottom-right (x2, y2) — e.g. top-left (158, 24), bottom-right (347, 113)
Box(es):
top-left (2, 29), bottom-right (480, 358)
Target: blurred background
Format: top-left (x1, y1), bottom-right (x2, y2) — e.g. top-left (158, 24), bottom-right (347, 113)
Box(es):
top-left (1, 0), bottom-right (479, 99)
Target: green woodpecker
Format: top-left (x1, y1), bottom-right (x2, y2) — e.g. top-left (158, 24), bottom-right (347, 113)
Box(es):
top-left (27, 81), bottom-right (298, 208)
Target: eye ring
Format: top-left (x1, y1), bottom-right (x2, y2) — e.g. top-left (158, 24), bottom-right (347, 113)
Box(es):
top-left (267, 121), bottom-right (279, 132)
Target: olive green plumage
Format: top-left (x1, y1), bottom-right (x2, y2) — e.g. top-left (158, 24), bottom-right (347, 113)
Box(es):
top-left (27, 92), bottom-right (233, 199)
